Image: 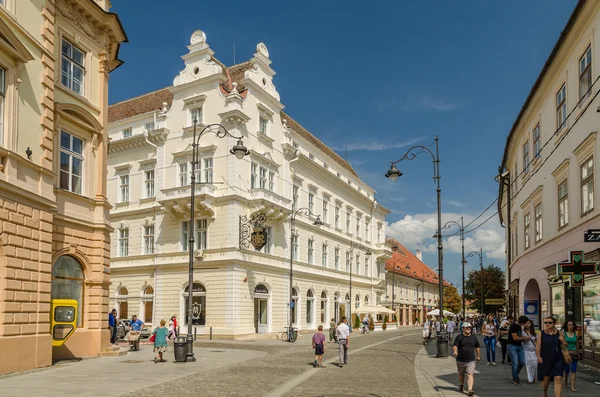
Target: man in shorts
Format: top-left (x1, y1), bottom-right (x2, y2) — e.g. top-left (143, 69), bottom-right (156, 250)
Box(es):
top-left (452, 322), bottom-right (480, 396)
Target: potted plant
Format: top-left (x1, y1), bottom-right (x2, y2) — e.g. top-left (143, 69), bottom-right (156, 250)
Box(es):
top-left (382, 315), bottom-right (387, 330)
top-left (368, 314), bottom-right (375, 331)
top-left (354, 314), bottom-right (360, 330)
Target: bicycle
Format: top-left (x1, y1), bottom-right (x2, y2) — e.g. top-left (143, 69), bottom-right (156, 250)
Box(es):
top-left (281, 326), bottom-right (298, 343)
top-left (360, 324), bottom-right (370, 334)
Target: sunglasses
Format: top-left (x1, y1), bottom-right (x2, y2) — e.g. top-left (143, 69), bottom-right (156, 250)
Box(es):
top-left (544, 321), bottom-right (554, 325)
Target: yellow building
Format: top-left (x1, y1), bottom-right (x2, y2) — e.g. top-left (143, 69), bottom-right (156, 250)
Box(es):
top-left (0, 0), bottom-right (125, 373)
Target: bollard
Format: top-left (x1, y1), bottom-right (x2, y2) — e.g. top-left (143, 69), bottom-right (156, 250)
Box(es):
top-left (210, 326), bottom-right (213, 340)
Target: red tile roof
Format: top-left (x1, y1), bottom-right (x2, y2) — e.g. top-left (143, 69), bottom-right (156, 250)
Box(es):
top-left (385, 238), bottom-right (450, 286)
top-left (108, 87), bottom-right (173, 123)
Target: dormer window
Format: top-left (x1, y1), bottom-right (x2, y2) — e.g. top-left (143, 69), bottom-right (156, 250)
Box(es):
top-left (144, 122), bottom-right (155, 132)
top-left (122, 128), bottom-right (132, 138)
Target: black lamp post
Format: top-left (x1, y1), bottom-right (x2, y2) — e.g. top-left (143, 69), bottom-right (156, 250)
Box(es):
top-left (348, 241), bottom-right (372, 332)
top-left (186, 119), bottom-right (249, 362)
top-left (443, 217), bottom-right (466, 318)
top-left (467, 248), bottom-right (484, 316)
top-left (386, 136), bottom-right (447, 357)
top-left (288, 207), bottom-right (323, 337)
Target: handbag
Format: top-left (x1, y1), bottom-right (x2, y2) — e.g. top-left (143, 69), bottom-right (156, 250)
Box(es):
top-left (149, 333), bottom-right (156, 342)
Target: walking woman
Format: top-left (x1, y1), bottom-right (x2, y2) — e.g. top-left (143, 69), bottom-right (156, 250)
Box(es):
top-left (522, 319), bottom-right (538, 384)
top-left (537, 316), bottom-right (566, 397)
top-left (563, 320), bottom-right (579, 392)
top-left (152, 319), bottom-right (169, 363)
top-left (499, 316), bottom-right (513, 364)
top-left (482, 313), bottom-right (498, 366)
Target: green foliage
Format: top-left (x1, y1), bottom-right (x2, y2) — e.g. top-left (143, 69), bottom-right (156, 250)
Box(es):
top-left (368, 315), bottom-right (375, 331)
top-left (382, 315), bottom-right (387, 330)
top-left (354, 314), bottom-right (360, 329)
top-left (464, 264), bottom-right (506, 314)
top-left (443, 285), bottom-right (462, 314)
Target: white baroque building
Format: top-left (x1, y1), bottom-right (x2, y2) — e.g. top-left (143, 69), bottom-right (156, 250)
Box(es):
top-left (106, 30), bottom-right (391, 336)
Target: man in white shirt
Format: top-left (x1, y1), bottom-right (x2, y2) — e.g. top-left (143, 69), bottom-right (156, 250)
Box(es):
top-left (336, 316), bottom-right (350, 367)
top-left (447, 318), bottom-right (456, 342)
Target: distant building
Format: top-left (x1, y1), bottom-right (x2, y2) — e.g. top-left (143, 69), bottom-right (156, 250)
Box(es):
top-left (106, 30), bottom-right (392, 337)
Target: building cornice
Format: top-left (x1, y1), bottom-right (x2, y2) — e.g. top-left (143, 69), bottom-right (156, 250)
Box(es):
top-left (108, 134), bottom-right (151, 154)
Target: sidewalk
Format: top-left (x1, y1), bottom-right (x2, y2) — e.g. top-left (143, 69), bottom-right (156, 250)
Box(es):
top-left (415, 336), bottom-right (600, 397)
top-left (0, 346), bottom-right (265, 397)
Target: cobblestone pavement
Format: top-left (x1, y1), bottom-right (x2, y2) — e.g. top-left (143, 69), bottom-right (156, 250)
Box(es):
top-left (120, 327), bottom-right (424, 397)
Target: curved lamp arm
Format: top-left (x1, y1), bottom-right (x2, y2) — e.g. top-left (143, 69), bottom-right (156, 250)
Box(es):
top-left (385, 140), bottom-right (437, 181)
top-left (466, 251), bottom-right (482, 259)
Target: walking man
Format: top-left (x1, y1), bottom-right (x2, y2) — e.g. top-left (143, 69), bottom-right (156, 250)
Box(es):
top-left (507, 315), bottom-right (530, 386)
top-left (452, 322), bottom-right (480, 396)
top-left (329, 318), bottom-right (337, 343)
top-left (336, 316), bottom-right (350, 367)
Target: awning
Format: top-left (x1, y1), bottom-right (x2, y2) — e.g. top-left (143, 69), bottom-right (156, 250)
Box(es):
top-left (356, 305), bottom-right (395, 314)
top-left (426, 309), bottom-right (455, 317)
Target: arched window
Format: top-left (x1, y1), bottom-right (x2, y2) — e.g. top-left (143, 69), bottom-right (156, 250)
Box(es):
top-left (254, 284), bottom-right (269, 294)
top-left (365, 295), bottom-right (369, 306)
top-left (51, 255), bottom-right (84, 327)
top-left (334, 293), bottom-right (340, 322)
top-left (345, 293), bottom-right (350, 302)
top-left (355, 294), bottom-right (360, 309)
top-left (116, 287), bottom-right (128, 319)
top-left (141, 286), bottom-right (154, 323)
top-left (183, 283), bottom-right (206, 325)
top-left (320, 291), bottom-right (328, 323)
top-left (291, 288), bottom-right (299, 326)
top-left (306, 290), bottom-right (314, 325)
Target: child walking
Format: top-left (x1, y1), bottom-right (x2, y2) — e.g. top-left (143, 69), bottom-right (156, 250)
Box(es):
top-left (312, 325), bottom-right (326, 367)
top-left (152, 319), bottom-right (169, 363)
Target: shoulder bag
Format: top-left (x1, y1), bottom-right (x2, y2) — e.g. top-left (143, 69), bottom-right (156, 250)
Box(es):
top-left (559, 332), bottom-right (572, 365)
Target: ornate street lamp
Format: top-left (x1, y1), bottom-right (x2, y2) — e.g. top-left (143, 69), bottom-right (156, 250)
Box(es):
top-left (385, 136), bottom-right (448, 357)
top-left (186, 119), bottom-right (249, 362)
top-left (467, 248), bottom-right (484, 316)
top-left (288, 207), bottom-right (323, 339)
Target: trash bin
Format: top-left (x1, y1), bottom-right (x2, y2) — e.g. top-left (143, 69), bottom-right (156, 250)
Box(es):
top-left (436, 330), bottom-right (449, 358)
top-left (174, 337), bottom-right (188, 362)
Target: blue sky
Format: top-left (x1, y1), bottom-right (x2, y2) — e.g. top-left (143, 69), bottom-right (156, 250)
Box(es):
top-left (109, 0), bottom-right (578, 289)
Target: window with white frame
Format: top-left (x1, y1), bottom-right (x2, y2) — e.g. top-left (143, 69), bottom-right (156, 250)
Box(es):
top-left (322, 243), bottom-right (328, 267)
top-left (122, 128), bottom-right (132, 138)
top-left (335, 205), bottom-right (340, 229)
top-left (268, 170), bottom-right (274, 191)
top-left (293, 185), bottom-right (299, 208)
top-left (264, 226), bottom-right (273, 254)
top-left (345, 251), bottom-right (350, 272)
top-left (61, 38), bottom-right (85, 95)
top-left (533, 124), bottom-right (541, 159)
top-left (179, 163), bottom-right (188, 187)
top-left (308, 239), bottom-right (314, 265)
top-left (308, 192), bottom-right (314, 213)
top-left (144, 122), bottom-right (155, 132)
top-left (0, 67), bottom-right (5, 146)
top-left (377, 224), bottom-right (381, 242)
top-left (59, 131), bottom-right (84, 194)
top-left (534, 203), bottom-right (542, 242)
top-left (356, 215), bottom-right (361, 238)
top-left (259, 116), bottom-right (268, 135)
top-left (365, 219), bottom-right (370, 241)
top-left (557, 84), bottom-right (567, 130)
top-left (203, 158), bottom-right (213, 184)
top-left (181, 222), bottom-right (189, 251)
top-left (558, 180), bottom-right (568, 229)
top-left (322, 197), bottom-right (329, 224)
top-left (250, 163), bottom-right (258, 188)
top-left (581, 157), bottom-right (594, 215)
top-left (522, 141), bottom-right (530, 174)
top-left (196, 219), bottom-right (208, 249)
top-left (524, 213), bottom-right (531, 250)
top-left (355, 253), bottom-right (360, 275)
top-left (119, 175), bottom-right (129, 202)
top-left (144, 170), bottom-right (155, 198)
top-left (365, 257), bottom-right (369, 277)
top-left (119, 228), bottom-right (129, 257)
top-left (190, 107), bottom-right (202, 125)
top-left (292, 235), bottom-right (299, 261)
top-left (334, 247), bottom-right (340, 270)
top-left (346, 212), bottom-right (351, 234)
top-left (144, 225), bottom-right (155, 254)
top-left (259, 166), bottom-right (266, 188)
top-left (580, 45), bottom-right (592, 100)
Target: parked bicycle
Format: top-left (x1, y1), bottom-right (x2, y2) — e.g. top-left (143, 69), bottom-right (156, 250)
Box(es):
top-left (281, 326), bottom-right (298, 343)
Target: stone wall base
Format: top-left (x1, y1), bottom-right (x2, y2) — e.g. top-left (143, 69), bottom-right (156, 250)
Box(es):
top-left (52, 328), bottom-right (109, 360)
top-left (0, 334), bottom-right (52, 374)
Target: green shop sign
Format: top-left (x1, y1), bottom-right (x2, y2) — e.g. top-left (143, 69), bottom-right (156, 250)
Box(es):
top-left (556, 250), bottom-right (599, 287)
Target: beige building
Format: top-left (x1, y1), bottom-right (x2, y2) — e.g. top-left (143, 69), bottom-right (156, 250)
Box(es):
top-left (0, 0), bottom-right (125, 373)
top-left (107, 30), bottom-right (392, 337)
top-left (498, 0), bottom-right (600, 364)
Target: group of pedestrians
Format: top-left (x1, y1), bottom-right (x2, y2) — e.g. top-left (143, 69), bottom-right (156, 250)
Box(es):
top-left (311, 316), bottom-right (351, 368)
top-left (452, 314), bottom-right (581, 397)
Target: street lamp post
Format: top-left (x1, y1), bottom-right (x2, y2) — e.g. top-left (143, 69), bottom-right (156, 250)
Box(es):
top-left (348, 241), bottom-right (372, 332)
top-left (467, 248), bottom-right (484, 316)
top-left (288, 207), bottom-right (323, 338)
top-left (443, 217), bottom-right (466, 318)
top-left (187, 119), bottom-right (249, 362)
top-left (386, 136), bottom-right (448, 357)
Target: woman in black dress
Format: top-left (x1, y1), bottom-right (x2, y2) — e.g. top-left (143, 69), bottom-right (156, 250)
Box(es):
top-left (536, 316), bottom-right (566, 397)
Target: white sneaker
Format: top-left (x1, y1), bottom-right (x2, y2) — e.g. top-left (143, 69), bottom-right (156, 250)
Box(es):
top-left (486, 362), bottom-right (491, 366)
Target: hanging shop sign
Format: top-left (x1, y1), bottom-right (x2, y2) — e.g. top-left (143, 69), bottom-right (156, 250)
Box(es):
top-left (556, 250), bottom-right (599, 287)
top-left (584, 229), bottom-right (600, 242)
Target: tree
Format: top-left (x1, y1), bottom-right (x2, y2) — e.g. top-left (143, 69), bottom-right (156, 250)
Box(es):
top-left (464, 264), bottom-right (506, 314)
top-left (443, 285), bottom-right (462, 314)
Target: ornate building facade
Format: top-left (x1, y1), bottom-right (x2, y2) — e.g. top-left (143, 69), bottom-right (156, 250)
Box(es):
top-left (107, 30), bottom-right (391, 337)
top-left (0, 0), bottom-right (126, 373)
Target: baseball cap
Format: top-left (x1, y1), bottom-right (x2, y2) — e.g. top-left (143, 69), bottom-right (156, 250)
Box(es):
top-left (463, 322), bottom-right (472, 328)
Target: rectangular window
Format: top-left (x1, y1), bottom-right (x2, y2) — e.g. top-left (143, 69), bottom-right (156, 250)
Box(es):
top-left (523, 141), bottom-right (530, 174)
top-left (365, 219), bottom-right (370, 241)
top-left (0, 67), bottom-right (4, 146)
top-left (581, 157), bottom-right (594, 215)
top-left (308, 193), bottom-right (314, 213)
top-left (122, 128), bottom-right (132, 138)
top-left (251, 162), bottom-right (258, 189)
top-left (557, 84), bottom-right (567, 130)
top-left (322, 198), bottom-right (329, 224)
top-left (61, 38), bottom-right (85, 95)
top-left (345, 251), bottom-right (350, 272)
top-left (190, 107), bottom-right (202, 125)
top-left (534, 203), bottom-right (542, 242)
top-left (322, 244), bottom-right (328, 267)
top-left (192, 161), bottom-right (201, 183)
top-left (293, 185), bottom-right (299, 208)
top-left (356, 216), bottom-right (361, 238)
top-left (268, 171), bottom-right (274, 191)
top-left (259, 116), bottom-right (268, 135)
top-left (144, 170), bottom-right (155, 198)
top-left (580, 46), bottom-right (592, 100)
top-left (119, 228), bottom-right (129, 257)
top-left (365, 257), bottom-right (369, 277)
top-left (334, 247), bottom-right (340, 270)
top-left (264, 226), bottom-right (273, 254)
top-left (346, 213), bottom-right (351, 234)
top-left (181, 222), bottom-right (189, 251)
top-left (524, 213), bottom-right (531, 250)
top-left (119, 175), bottom-right (129, 202)
top-left (335, 206), bottom-right (340, 229)
top-left (308, 239), bottom-right (314, 265)
top-left (292, 235), bottom-right (299, 261)
top-left (533, 124), bottom-right (541, 159)
top-left (377, 224), bottom-right (381, 242)
top-left (558, 180), bottom-right (568, 229)
top-left (259, 166), bottom-right (267, 189)
top-left (59, 131), bottom-right (84, 194)
top-left (144, 225), bottom-right (154, 255)
top-left (203, 158), bottom-right (213, 184)
top-left (144, 122), bottom-right (155, 132)
top-left (179, 163), bottom-right (188, 187)
top-left (356, 254), bottom-right (360, 275)
top-left (196, 219), bottom-right (208, 250)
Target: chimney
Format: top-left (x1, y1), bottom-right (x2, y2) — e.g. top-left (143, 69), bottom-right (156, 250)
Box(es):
top-left (416, 250), bottom-right (423, 261)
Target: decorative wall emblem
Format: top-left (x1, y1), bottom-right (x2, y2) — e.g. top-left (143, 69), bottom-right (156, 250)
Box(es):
top-left (190, 30), bottom-right (207, 45)
top-left (239, 213), bottom-right (268, 250)
top-left (250, 226), bottom-right (268, 251)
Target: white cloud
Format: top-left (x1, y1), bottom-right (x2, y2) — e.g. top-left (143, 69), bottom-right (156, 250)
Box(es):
top-left (401, 94), bottom-right (460, 112)
top-left (331, 138), bottom-right (420, 152)
top-left (447, 200), bottom-right (465, 208)
top-left (386, 211), bottom-right (506, 261)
